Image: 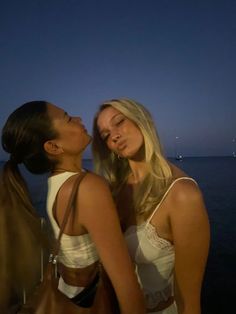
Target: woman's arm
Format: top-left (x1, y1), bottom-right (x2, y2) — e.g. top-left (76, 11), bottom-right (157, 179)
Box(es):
top-left (169, 180), bottom-right (210, 314)
top-left (77, 172), bottom-right (146, 314)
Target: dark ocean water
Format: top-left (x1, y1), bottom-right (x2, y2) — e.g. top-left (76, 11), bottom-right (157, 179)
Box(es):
top-left (0, 157), bottom-right (235, 313)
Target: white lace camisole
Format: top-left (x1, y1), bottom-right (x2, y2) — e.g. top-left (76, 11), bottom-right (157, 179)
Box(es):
top-left (125, 177), bottom-right (197, 313)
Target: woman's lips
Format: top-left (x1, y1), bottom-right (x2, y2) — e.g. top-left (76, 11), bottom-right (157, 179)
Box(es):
top-left (117, 140), bottom-right (127, 151)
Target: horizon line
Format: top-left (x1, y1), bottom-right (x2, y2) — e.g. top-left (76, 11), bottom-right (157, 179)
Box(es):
top-left (0, 155), bottom-right (235, 163)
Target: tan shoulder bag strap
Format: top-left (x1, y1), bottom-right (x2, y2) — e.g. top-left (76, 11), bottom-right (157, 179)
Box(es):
top-left (50, 171), bottom-right (87, 262)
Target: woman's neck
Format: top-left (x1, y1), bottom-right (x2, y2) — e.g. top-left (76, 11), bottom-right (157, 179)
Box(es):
top-left (52, 159), bottom-right (82, 174)
top-left (128, 160), bottom-right (148, 184)
top-left (52, 167), bottom-right (81, 174)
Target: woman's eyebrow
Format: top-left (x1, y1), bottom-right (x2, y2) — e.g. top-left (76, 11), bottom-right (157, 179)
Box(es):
top-left (111, 113), bottom-right (123, 122)
top-left (64, 111), bottom-right (71, 120)
top-left (98, 113), bottom-right (123, 134)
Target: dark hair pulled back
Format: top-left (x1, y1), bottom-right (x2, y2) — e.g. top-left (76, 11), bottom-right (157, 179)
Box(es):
top-left (0, 101), bottom-right (57, 310)
top-left (2, 101), bottom-right (58, 174)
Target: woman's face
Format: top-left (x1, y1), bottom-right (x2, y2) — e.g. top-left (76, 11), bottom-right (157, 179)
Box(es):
top-left (97, 106), bottom-right (144, 159)
top-left (46, 103), bottom-right (91, 156)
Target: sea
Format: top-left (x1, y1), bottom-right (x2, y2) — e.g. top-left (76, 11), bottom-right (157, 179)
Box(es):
top-left (0, 157), bottom-right (235, 314)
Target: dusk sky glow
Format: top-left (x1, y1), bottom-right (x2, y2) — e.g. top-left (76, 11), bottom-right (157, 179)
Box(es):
top-left (0, 0), bottom-right (235, 159)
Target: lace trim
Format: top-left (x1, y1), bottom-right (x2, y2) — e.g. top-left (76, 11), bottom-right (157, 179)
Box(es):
top-left (125, 223), bottom-right (173, 251)
top-left (145, 223), bottom-right (173, 250)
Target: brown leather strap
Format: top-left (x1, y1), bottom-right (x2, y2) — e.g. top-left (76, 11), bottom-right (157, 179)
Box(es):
top-left (51, 171), bottom-right (87, 259)
top-left (58, 261), bottom-right (100, 287)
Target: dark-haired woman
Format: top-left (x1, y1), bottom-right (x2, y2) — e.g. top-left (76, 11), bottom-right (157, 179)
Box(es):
top-left (0, 101), bottom-right (145, 314)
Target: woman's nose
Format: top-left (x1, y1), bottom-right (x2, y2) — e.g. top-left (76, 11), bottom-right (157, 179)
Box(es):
top-left (111, 133), bottom-right (121, 142)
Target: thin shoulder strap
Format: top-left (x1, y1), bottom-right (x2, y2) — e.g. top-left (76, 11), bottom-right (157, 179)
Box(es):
top-left (147, 177), bottom-right (197, 224)
top-left (51, 171), bottom-right (87, 258)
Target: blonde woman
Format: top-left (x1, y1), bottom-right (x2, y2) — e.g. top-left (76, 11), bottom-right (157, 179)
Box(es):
top-left (92, 98), bottom-right (210, 314)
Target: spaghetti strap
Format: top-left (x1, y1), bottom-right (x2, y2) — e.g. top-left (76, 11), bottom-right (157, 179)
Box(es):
top-left (146, 177), bottom-right (198, 224)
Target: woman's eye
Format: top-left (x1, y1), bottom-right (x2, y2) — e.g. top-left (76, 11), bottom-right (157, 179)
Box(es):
top-left (101, 134), bottom-right (109, 141)
top-left (116, 118), bottom-right (124, 125)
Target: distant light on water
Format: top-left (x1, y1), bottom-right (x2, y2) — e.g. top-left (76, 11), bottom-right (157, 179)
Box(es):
top-left (232, 138), bottom-right (236, 158)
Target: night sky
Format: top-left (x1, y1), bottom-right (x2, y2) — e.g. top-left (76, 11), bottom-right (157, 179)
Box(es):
top-left (0, 0), bottom-right (235, 159)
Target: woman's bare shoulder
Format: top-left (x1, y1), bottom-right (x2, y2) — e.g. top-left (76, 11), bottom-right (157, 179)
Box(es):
top-left (166, 177), bottom-right (208, 228)
top-left (79, 171), bottom-right (111, 200)
top-left (169, 177), bottom-right (202, 204)
top-left (82, 171), bottom-right (108, 185)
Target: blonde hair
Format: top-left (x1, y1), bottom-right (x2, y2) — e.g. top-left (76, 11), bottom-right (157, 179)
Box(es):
top-left (92, 98), bottom-right (173, 221)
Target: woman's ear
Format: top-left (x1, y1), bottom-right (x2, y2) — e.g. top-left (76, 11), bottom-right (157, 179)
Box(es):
top-left (43, 140), bottom-right (64, 156)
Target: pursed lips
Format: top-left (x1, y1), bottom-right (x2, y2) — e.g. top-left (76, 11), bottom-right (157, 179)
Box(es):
top-left (116, 140), bottom-right (127, 151)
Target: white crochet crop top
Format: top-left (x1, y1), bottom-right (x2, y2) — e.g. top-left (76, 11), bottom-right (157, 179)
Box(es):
top-left (47, 171), bottom-right (99, 297)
